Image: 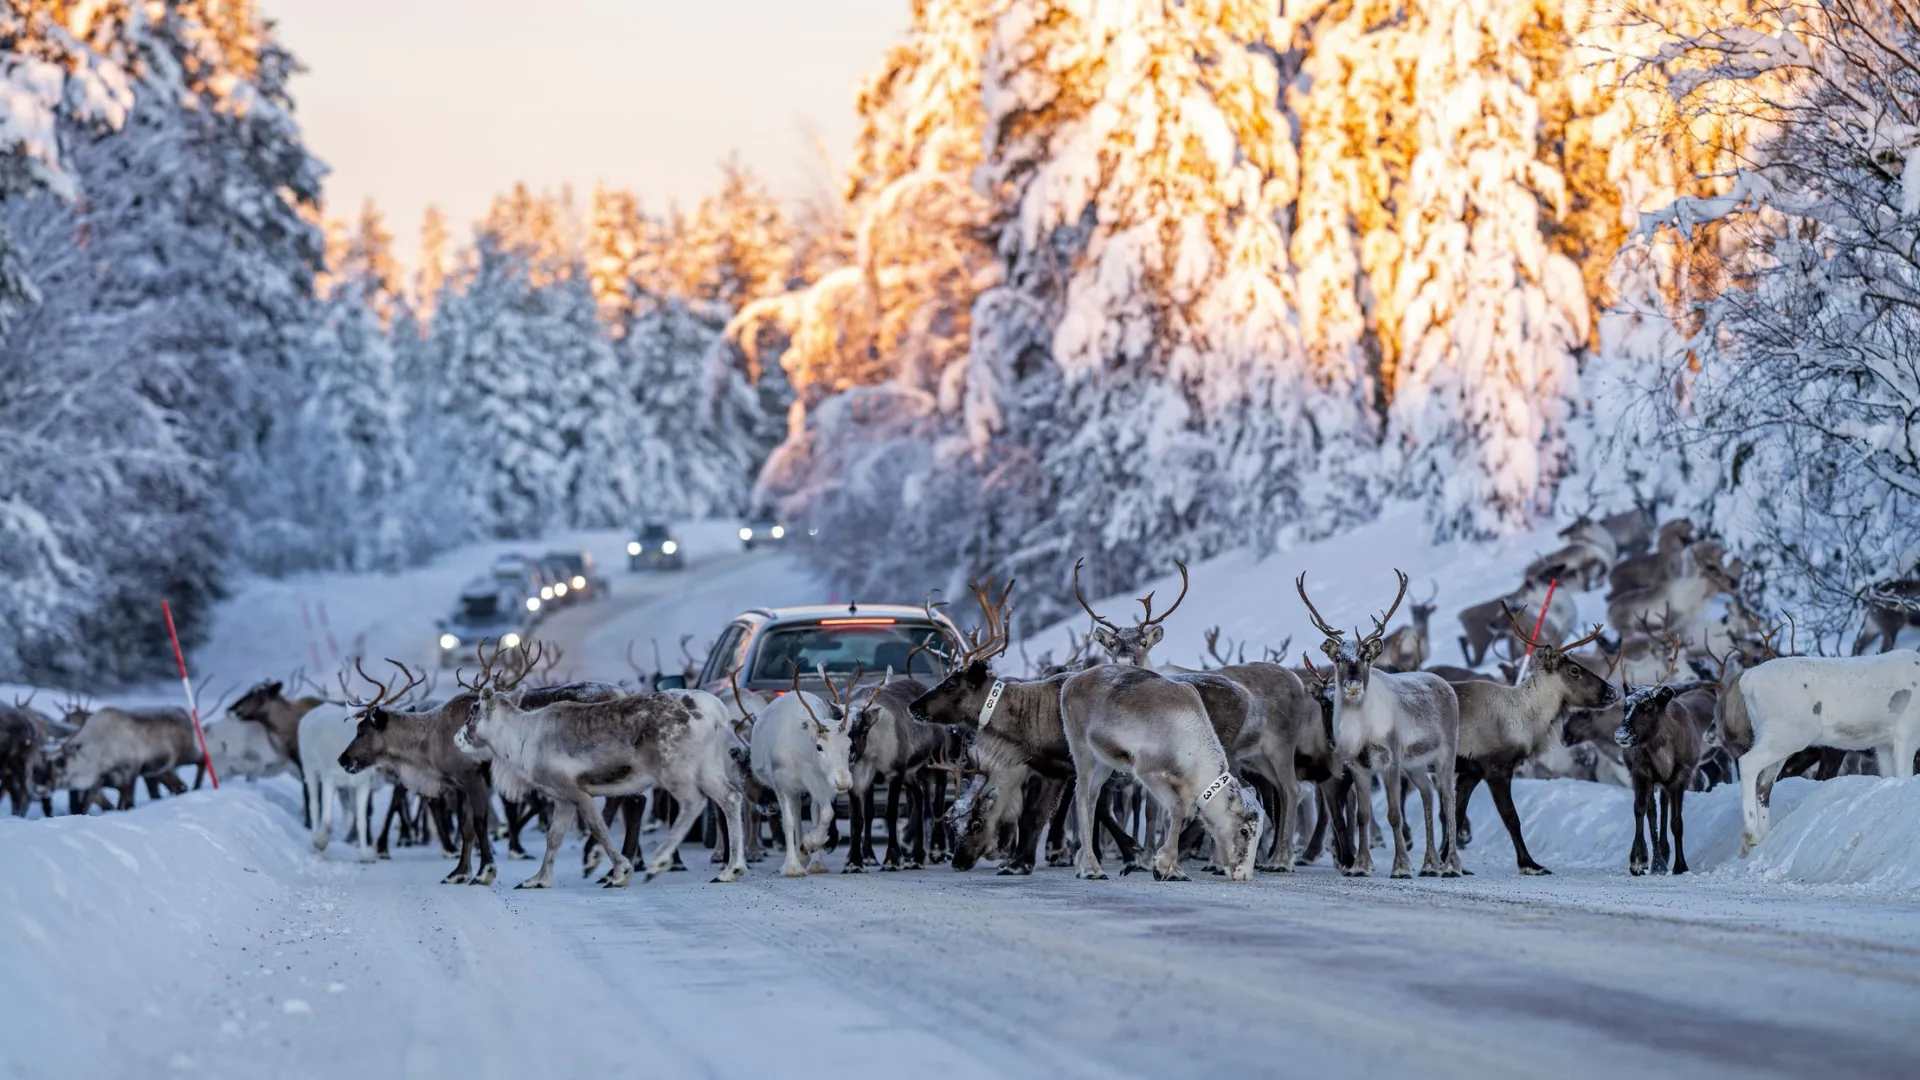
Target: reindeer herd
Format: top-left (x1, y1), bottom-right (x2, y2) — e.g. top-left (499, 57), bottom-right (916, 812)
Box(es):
top-left (4, 506), bottom-right (1918, 892)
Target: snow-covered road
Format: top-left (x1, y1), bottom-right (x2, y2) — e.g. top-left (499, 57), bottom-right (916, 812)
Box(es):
top-left (49, 826), bottom-right (1920, 1080)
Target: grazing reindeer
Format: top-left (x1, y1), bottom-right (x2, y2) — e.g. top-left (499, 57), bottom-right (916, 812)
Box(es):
top-left (1449, 609), bottom-right (1615, 874)
top-left (227, 680), bottom-right (323, 772)
top-left (1527, 518), bottom-right (1617, 591)
top-left (845, 672), bottom-right (939, 872)
top-left (1599, 505), bottom-right (1657, 558)
top-left (1608, 546), bottom-right (1743, 666)
top-left (1607, 518), bottom-right (1695, 595)
top-left (1723, 650), bottom-right (1920, 852)
top-left (1299, 570), bottom-right (1462, 878)
top-left (1058, 663), bottom-right (1263, 881)
top-left (749, 665), bottom-right (856, 877)
top-left (1380, 582), bottom-right (1439, 672)
top-left (46, 706), bottom-right (203, 811)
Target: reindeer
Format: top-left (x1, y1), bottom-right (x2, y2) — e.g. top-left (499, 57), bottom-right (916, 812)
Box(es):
top-left (1449, 609), bottom-right (1615, 874)
top-left (1380, 582), bottom-right (1439, 672)
top-left (46, 705), bottom-right (204, 811)
top-left (1071, 558), bottom-right (1189, 668)
top-left (748, 664), bottom-right (856, 877)
top-left (1607, 542), bottom-right (1743, 654)
top-left (1458, 574), bottom-right (1576, 668)
top-left (1854, 577), bottom-right (1920, 655)
top-left (1600, 504), bottom-right (1657, 558)
top-left (1527, 518), bottom-right (1618, 591)
top-left (844, 672), bottom-right (941, 872)
top-left (227, 679), bottom-right (323, 771)
top-left (0, 701), bottom-right (39, 816)
top-left (912, 581), bottom-right (1146, 874)
top-left (1723, 650), bottom-right (1920, 853)
top-left (1299, 570), bottom-right (1462, 878)
top-left (454, 643), bottom-right (745, 888)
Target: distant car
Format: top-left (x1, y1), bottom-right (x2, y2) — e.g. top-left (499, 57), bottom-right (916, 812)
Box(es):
top-left (628, 521), bottom-right (685, 571)
top-left (437, 583), bottom-right (538, 668)
top-left (490, 554), bottom-right (551, 619)
top-left (684, 603), bottom-right (961, 696)
top-left (738, 518), bottom-right (788, 552)
top-left (535, 555), bottom-right (578, 607)
top-left (544, 550), bottom-right (607, 601)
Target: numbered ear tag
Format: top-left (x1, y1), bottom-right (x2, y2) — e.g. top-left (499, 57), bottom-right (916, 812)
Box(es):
top-left (1198, 771), bottom-right (1234, 807)
top-left (978, 680), bottom-right (1006, 728)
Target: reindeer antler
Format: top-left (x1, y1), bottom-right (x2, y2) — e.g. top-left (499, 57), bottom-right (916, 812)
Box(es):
top-left (790, 662), bottom-right (822, 725)
top-left (1136, 561), bottom-right (1190, 627)
top-left (498, 641), bottom-right (544, 692)
top-left (1072, 559), bottom-right (1120, 632)
top-left (348, 657), bottom-right (424, 710)
top-left (1501, 601), bottom-right (1542, 651)
top-left (958, 577), bottom-right (1014, 668)
top-left (1364, 570), bottom-right (1412, 646)
top-left (1301, 651), bottom-right (1328, 686)
top-left (1561, 624), bottom-right (1606, 653)
top-left (728, 667), bottom-right (755, 720)
top-left (1295, 572), bottom-right (1344, 640)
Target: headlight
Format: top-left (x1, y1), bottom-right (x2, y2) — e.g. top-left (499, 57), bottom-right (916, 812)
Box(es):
top-left (526, 597), bottom-right (541, 612)
top-left (661, 541), bottom-right (678, 555)
top-left (807, 527), bottom-right (819, 537)
top-left (770, 525), bottom-right (786, 539)
top-left (627, 541), bottom-right (642, 556)
top-left (540, 586), bottom-right (554, 600)
top-left (501, 632), bottom-right (522, 649)
top-left (571, 575), bottom-right (587, 589)
top-left (554, 582), bottom-right (569, 597)
top-left (739, 527), bottom-right (753, 541)
top-left (439, 633), bottom-right (459, 650)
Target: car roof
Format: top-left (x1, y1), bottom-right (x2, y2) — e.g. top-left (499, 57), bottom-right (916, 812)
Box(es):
top-left (731, 604), bottom-right (958, 629)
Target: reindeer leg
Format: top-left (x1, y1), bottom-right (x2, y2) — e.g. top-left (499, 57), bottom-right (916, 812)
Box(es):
top-left (881, 775), bottom-right (906, 870)
top-left (927, 770), bottom-right (949, 864)
top-left (444, 791), bottom-right (475, 884)
top-left (467, 780), bottom-right (498, 886)
top-left (583, 796), bottom-right (618, 879)
top-left (1454, 769), bottom-right (1480, 849)
top-left (518, 797), bottom-right (574, 889)
top-left (1004, 776), bottom-right (1062, 876)
top-left (1652, 785), bottom-right (1671, 873)
top-left (1629, 772), bottom-right (1651, 875)
top-left (1096, 776), bottom-right (1143, 871)
top-left (702, 762), bottom-right (748, 883)
top-left (564, 793), bottom-right (630, 887)
top-left (1343, 767), bottom-right (1374, 876)
top-left (1302, 784), bottom-right (1331, 865)
top-left (1045, 780), bottom-right (1074, 867)
top-left (376, 787), bottom-right (402, 860)
top-left (1141, 779), bottom-right (1189, 882)
top-left (1073, 763), bottom-right (1114, 880)
top-left (843, 781), bottom-right (869, 874)
top-left (1410, 770), bottom-right (1440, 876)
top-left (1383, 764), bottom-right (1414, 878)
top-left (354, 783), bottom-right (377, 863)
top-left (777, 790), bottom-right (808, 877)
top-left (1486, 771), bottom-right (1546, 875)
top-left (644, 787), bottom-right (707, 883)
top-left (1667, 782), bottom-right (1689, 875)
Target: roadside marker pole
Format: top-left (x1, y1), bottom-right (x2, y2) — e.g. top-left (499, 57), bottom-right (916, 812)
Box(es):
top-left (300, 601), bottom-right (325, 673)
top-left (1515, 578), bottom-right (1559, 683)
top-left (162, 600), bottom-right (218, 790)
top-left (316, 600), bottom-right (341, 661)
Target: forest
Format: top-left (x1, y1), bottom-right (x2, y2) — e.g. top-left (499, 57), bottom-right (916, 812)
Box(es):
top-left (2, 0), bottom-right (1915, 682)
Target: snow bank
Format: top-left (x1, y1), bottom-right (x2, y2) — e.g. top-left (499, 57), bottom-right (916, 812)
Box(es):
top-left (1447, 775), bottom-right (1920, 892)
top-left (0, 786), bottom-right (327, 1075)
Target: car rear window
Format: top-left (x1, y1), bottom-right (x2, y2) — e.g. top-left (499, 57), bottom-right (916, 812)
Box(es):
top-left (639, 524), bottom-right (671, 539)
top-left (456, 594), bottom-right (501, 622)
top-left (749, 622), bottom-right (950, 681)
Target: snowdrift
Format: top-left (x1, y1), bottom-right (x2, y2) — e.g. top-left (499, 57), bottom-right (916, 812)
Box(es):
top-left (0, 786), bottom-right (327, 1075)
top-left (1453, 775), bottom-right (1920, 890)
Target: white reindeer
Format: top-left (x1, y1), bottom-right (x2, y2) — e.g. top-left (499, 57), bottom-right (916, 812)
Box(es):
top-left (1298, 570), bottom-right (1462, 878)
top-left (749, 665), bottom-right (857, 877)
top-left (298, 703), bottom-right (387, 861)
top-left (1728, 650), bottom-right (1920, 852)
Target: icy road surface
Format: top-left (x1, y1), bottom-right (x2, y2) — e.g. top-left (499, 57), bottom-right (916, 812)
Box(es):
top-left (154, 845), bottom-right (1920, 1080)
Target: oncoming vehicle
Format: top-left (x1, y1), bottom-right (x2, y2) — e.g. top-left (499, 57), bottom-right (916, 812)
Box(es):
top-left (536, 555), bottom-right (577, 607)
top-left (738, 518), bottom-right (787, 552)
top-left (437, 583), bottom-right (538, 668)
top-left (628, 521), bottom-right (685, 571)
top-left (490, 554), bottom-right (550, 618)
top-left (546, 550), bottom-right (608, 600)
top-left (683, 604), bottom-right (961, 696)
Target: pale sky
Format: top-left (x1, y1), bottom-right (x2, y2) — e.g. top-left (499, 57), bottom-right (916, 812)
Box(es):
top-left (262, 0), bottom-right (907, 267)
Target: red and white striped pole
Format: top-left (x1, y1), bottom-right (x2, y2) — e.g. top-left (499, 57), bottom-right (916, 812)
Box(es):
top-left (162, 600), bottom-right (218, 789)
top-left (1516, 578), bottom-right (1559, 682)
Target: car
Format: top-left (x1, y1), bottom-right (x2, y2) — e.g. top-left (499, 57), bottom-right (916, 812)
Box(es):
top-left (489, 553), bottom-right (552, 619)
top-left (678, 603), bottom-right (962, 696)
top-left (535, 555), bottom-right (579, 607)
top-left (628, 521), bottom-right (685, 571)
top-left (544, 550), bottom-right (607, 601)
top-left (436, 581), bottom-right (539, 669)
top-left (738, 517), bottom-right (788, 552)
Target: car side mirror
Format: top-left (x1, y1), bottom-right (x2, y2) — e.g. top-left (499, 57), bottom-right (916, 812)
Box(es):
top-left (652, 673), bottom-right (687, 691)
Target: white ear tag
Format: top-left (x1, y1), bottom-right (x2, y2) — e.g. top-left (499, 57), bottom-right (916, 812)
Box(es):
top-left (978, 680), bottom-right (1006, 729)
top-left (1198, 771), bottom-right (1234, 808)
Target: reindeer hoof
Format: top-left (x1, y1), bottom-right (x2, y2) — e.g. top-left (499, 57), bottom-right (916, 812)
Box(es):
top-left (1391, 868), bottom-right (1412, 879)
top-left (378, 850), bottom-right (392, 861)
top-left (515, 878), bottom-right (550, 890)
top-left (996, 865), bottom-right (1032, 877)
top-left (782, 864), bottom-right (808, 878)
top-left (1441, 869), bottom-right (1462, 878)
top-left (1341, 868), bottom-right (1369, 878)
top-left (842, 862), bottom-right (864, 874)
top-left (1419, 869), bottom-right (1439, 878)
top-left (508, 849), bottom-right (531, 861)
top-left (1521, 865), bottom-right (1553, 876)
top-left (471, 865), bottom-right (497, 885)
top-left (1672, 863), bottom-right (1689, 876)
top-left (442, 871), bottom-right (470, 885)
top-left (711, 868), bottom-right (744, 883)
top-left (1153, 868), bottom-right (1190, 882)
top-left (1077, 869), bottom-right (1108, 881)
top-left (1630, 863), bottom-right (1647, 876)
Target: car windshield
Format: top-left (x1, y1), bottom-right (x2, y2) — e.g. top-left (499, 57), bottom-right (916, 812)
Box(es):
top-left (639, 524), bottom-right (671, 540)
top-left (749, 622), bottom-right (950, 681)
top-left (454, 594), bottom-right (502, 624)
top-left (550, 553), bottom-right (588, 572)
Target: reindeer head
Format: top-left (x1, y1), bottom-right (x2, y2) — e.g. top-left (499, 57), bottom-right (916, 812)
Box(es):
top-left (1073, 559), bottom-right (1188, 667)
top-left (228, 680), bottom-right (286, 723)
top-left (1501, 605), bottom-right (1616, 710)
top-left (1614, 684), bottom-right (1679, 748)
top-left (453, 640), bottom-right (541, 753)
top-left (1297, 570), bottom-right (1409, 706)
top-left (793, 663), bottom-right (858, 795)
top-left (339, 659), bottom-right (427, 774)
top-left (909, 579), bottom-right (1014, 727)
top-left (1409, 581), bottom-right (1439, 633)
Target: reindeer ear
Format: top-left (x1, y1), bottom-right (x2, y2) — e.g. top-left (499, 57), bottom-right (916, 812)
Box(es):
top-left (267, 681), bottom-right (283, 696)
top-left (369, 708), bottom-right (389, 731)
top-left (1142, 625), bottom-right (1164, 648)
top-left (1320, 640), bottom-right (1340, 660)
top-left (965, 660), bottom-right (990, 687)
top-left (1362, 639), bottom-right (1384, 662)
top-left (1092, 627), bottom-right (1117, 650)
